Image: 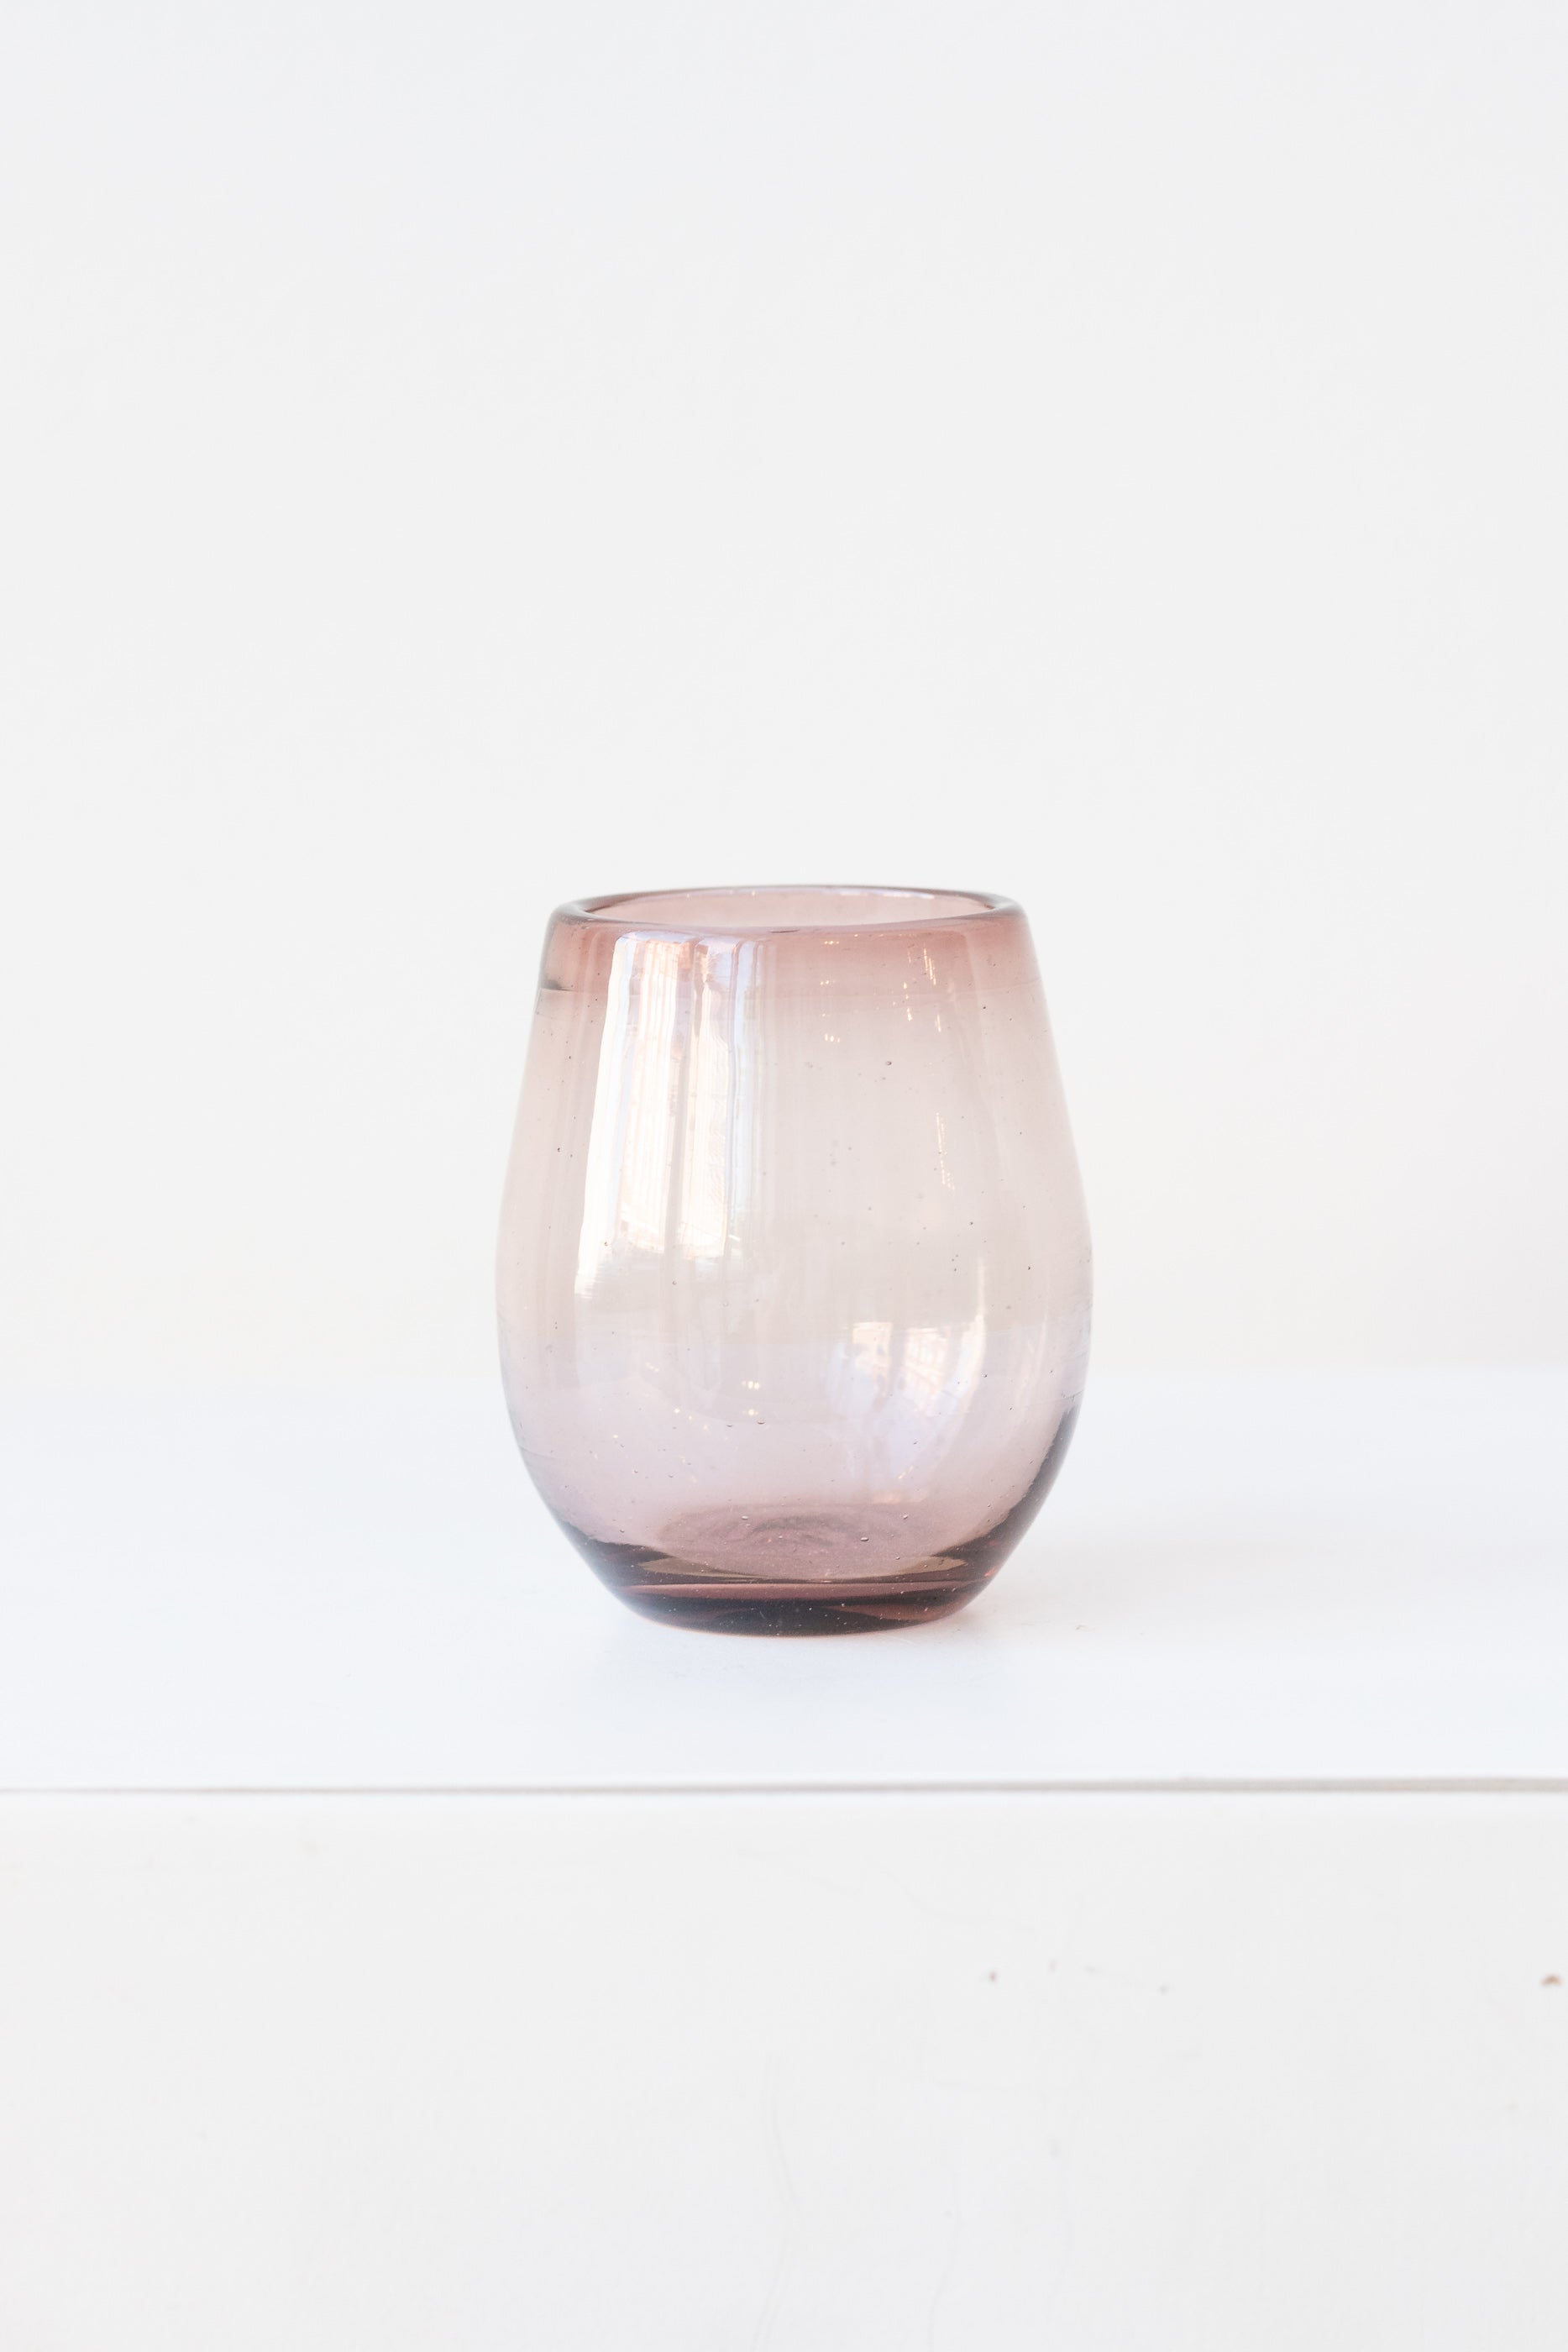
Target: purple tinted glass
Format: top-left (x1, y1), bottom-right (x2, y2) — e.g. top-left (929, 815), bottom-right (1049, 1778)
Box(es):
top-left (498, 886), bottom-right (1090, 1633)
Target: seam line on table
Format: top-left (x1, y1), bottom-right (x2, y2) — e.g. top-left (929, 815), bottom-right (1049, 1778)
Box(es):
top-left (3, 1778), bottom-right (1568, 1799)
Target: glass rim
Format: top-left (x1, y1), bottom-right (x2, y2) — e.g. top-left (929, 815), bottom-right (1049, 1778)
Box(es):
top-left (559, 884), bottom-right (1020, 937)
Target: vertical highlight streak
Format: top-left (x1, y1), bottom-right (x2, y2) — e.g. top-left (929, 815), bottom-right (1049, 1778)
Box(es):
top-left (574, 936), bottom-right (685, 1294)
top-left (677, 942), bottom-right (734, 1260)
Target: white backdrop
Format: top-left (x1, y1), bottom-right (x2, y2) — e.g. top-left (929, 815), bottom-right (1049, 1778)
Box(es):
top-left (3, 0), bottom-right (1564, 1383)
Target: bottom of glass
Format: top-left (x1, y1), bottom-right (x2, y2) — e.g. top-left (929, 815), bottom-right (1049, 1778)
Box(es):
top-left (550, 1406), bottom-right (1080, 1636)
top-left (581, 1545), bottom-right (998, 1636)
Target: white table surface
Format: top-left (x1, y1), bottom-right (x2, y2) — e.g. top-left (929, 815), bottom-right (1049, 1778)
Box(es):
top-left (4, 1368), bottom-right (1564, 1791)
top-left (4, 1372), bottom-right (1567, 2352)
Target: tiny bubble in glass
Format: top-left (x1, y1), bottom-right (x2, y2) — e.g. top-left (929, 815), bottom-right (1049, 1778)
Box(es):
top-left (497, 886), bottom-right (1091, 1634)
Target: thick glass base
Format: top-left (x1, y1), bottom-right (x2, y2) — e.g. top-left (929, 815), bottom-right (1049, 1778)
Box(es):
top-left (578, 1541), bottom-right (998, 1635)
top-left (553, 1409), bottom-right (1079, 1636)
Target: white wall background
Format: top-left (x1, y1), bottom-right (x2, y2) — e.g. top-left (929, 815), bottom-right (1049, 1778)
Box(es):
top-left (2, 0), bottom-right (1564, 1383)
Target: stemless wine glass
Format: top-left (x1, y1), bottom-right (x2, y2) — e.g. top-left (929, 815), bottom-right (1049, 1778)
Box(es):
top-left (497, 886), bottom-right (1091, 1634)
